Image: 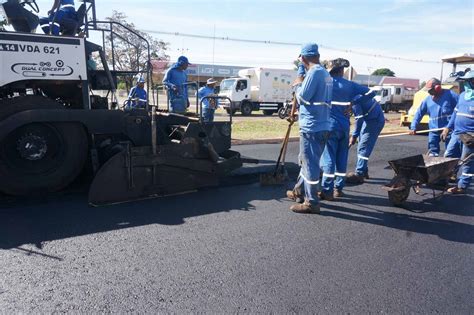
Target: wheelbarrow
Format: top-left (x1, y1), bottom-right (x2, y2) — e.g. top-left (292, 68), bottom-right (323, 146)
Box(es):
top-left (383, 153), bottom-right (473, 206)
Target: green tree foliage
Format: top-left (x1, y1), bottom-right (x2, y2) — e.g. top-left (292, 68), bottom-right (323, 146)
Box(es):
top-left (371, 68), bottom-right (395, 77)
top-left (0, 18), bottom-right (8, 30)
top-left (101, 11), bottom-right (169, 89)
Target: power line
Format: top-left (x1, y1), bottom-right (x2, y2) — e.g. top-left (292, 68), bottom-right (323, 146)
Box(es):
top-left (140, 29), bottom-right (441, 64)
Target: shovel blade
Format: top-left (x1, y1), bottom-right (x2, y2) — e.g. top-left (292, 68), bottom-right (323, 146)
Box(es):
top-left (260, 168), bottom-right (289, 186)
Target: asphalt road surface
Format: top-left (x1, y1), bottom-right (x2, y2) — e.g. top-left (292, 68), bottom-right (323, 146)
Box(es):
top-left (0, 136), bottom-right (473, 313)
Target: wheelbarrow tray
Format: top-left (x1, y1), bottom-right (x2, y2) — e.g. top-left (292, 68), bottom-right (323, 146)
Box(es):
top-left (388, 154), bottom-right (459, 184)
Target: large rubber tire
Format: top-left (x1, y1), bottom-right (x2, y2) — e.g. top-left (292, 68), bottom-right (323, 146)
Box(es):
top-left (262, 110), bottom-right (274, 116)
top-left (240, 102), bottom-right (253, 116)
top-left (0, 96), bottom-right (88, 195)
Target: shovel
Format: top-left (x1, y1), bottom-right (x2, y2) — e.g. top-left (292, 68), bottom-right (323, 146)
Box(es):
top-left (260, 94), bottom-right (297, 185)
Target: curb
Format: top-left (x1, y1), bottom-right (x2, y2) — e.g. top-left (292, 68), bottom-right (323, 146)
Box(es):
top-left (231, 129), bottom-right (409, 146)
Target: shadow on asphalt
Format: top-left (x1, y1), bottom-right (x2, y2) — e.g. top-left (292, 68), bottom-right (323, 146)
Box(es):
top-left (320, 190), bottom-right (474, 244)
top-left (0, 170), bottom-right (293, 251)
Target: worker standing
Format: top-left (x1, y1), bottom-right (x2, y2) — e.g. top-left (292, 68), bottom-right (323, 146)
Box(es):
top-left (286, 43), bottom-right (332, 214)
top-left (163, 56), bottom-right (191, 114)
top-left (320, 59), bottom-right (372, 200)
top-left (198, 78), bottom-right (218, 122)
top-left (125, 77), bottom-right (147, 109)
top-left (346, 93), bottom-right (385, 184)
top-left (409, 78), bottom-right (458, 156)
top-left (441, 71), bottom-right (474, 194)
top-left (39, 0), bottom-right (77, 35)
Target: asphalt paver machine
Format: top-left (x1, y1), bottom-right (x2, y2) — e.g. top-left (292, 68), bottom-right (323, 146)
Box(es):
top-left (0, 0), bottom-right (242, 205)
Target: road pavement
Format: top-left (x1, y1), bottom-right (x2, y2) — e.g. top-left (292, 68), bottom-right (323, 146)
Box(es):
top-left (0, 136), bottom-right (472, 313)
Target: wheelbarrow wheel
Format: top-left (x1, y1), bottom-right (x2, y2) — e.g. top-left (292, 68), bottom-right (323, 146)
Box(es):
top-left (387, 175), bottom-right (411, 206)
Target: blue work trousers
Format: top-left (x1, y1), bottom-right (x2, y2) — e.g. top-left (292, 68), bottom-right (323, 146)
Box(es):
top-left (457, 143), bottom-right (474, 189)
top-left (444, 133), bottom-right (463, 158)
top-left (202, 108), bottom-right (215, 123)
top-left (297, 131), bottom-right (329, 206)
top-left (355, 119), bottom-right (385, 176)
top-left (321, 130), bottom-right (349, 193)
top-left (40, 9), bottom-right (75, 35)
top-left (428, 130), bottom-right (450, 157)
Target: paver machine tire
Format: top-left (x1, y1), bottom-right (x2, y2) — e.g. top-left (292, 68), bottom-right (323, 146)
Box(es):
top-left (0, 96), bottom-right (88, 195)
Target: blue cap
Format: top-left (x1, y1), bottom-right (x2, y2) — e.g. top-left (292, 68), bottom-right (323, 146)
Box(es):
top-left (300, 43), bottom-right (319, 57)
top-left (177, 55), bottom-right (190, 65)
top-left (137, 77), bottom-right (145, 83)
top-left (460, 70), bottom-right (474, 79)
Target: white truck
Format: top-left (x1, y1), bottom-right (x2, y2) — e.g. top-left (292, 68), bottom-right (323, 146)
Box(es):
top-left (371, 84), bottom-right (415, 113)
top-left (218, 68), bottom-right (297, 116)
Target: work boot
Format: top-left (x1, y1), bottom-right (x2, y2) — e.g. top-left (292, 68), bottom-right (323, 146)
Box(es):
top-left (319, 191), bottom-right (334, 201)
top-left (447, 186), bottom-right (466, 194)
top-left (286, 190), bottom-right (303, 203)
top-left (364, 173), bottom-right (370, 179)
top-left (334, 189), bottom-right (344, 198)
top-left (290, 202), bottom-right (321, 214)
top-left (346, 172), bottom-right (365, 184)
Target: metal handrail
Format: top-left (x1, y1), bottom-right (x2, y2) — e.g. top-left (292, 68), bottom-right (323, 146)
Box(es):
top-left (199, 96), bottom-right (233, 124)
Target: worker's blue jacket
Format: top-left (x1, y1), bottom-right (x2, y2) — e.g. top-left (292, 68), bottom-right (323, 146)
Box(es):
top-left (59, 0), bottom-right (75, 9)
top-left (410, 89), bottom-right (458, 130)
top-left (447, 91), bottom-right (474, 134)
top-left (162, 64), bottom-right (188, 99)
top-left (126, 86), bottom-right (147, 109)
top-left (352, 93), bottom-right (385, 138)
top-left (197, 86), bottom-right (215, 108)
top-left (330, 77), bottom-right (371, 132)
top-left (296, 64), bottom-right (332, 133)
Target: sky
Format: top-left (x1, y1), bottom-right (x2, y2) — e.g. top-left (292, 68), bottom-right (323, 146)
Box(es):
top-left (20, 0), bottom-right (474, 81)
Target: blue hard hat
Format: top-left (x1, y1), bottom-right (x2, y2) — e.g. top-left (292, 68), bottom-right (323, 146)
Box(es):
top-left (177, 55), bottom-right (191, 65)
top-left (460, 70), bottom-right (474, 80)
top-left (300, 43), bottom-right (319, 57)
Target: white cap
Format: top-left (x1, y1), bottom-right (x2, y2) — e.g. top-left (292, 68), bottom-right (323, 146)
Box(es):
top-left (207, 78), bottom-right (217, 85)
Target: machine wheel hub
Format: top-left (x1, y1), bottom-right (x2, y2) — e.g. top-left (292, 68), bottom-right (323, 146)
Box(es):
top-left (17, 133), bottom-right (48, 160)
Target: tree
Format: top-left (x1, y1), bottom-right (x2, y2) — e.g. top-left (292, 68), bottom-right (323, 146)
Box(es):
top-left (293, 59), bottom-right (300, 71)
top-left (371, 68), bottom-right (395, 77)
top-left (101, 11), bottom-right (169, 90)
top-left (419, 81), bottom-right (426, 89)
top-left (0, 18), bottom-right (8, 31)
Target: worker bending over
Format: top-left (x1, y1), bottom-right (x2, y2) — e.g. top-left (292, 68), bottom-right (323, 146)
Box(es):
top-left (40, 0), bottom-right (77, 35)
top-left (410, 78), bottom-right (458, 156)
top-left (198, 78), bottom-right (218, 122)
top-left (441, 71), bottom-right (474, 194)
top-left (320, 58), bottom-right (372, 200)
top-left (125, 77), bottom-right (147, 109)
top-left (286, 43), bottom-right (332, 214)
top-left (346, 93), bottom-right (385, 184)
top-left (163, 56), bottom-right (190, 113)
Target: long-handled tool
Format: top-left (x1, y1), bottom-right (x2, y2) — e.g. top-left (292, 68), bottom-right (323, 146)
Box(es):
top-left (378, 128), bottom-right (444, 138)
top-left (260, 94), bottom-right (298, 185)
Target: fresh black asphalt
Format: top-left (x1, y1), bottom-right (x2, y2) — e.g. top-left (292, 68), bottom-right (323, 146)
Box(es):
top-left (0, 136), bottom-right (473, 313)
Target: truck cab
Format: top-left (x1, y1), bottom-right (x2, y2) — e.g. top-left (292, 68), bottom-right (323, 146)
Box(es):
top-left (219, 77), bottom-right (253, 115)
top-left (371, 86), bottom-right (391, 112)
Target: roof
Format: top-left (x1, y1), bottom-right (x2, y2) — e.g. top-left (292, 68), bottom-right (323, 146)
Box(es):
top-left (382, 77), bottom-right (420, 89)
top-left (441, 53), bottom-right (474, 64)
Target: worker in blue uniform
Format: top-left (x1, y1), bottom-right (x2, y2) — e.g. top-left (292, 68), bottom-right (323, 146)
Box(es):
top-left (286, 43), bottom-right (332, 214)
top-left (125, 77), bottom-right (147, 109)
top-left (163, 56), bottom-right (190, 113)
top-left (198, 78), bottom-right (218, 122)
top-left (320, 58), bottom-right (372, 200)
top-left (346, 93), bottom-right (385, 184)
top-left (409, 78), bottom-right (458, 156)
top-left (441, 71), bottom-right (474, 194)
top-left (39, 0), bottom-right (77, 35)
